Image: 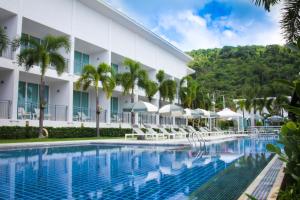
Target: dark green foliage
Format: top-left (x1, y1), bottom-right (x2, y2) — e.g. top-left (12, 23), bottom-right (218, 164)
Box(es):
top-left (0, 126), bottom-right (132, 139)
top-left (188, 45), bottom-right (299, 108)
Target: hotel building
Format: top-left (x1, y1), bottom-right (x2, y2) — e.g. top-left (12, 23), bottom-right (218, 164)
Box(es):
top-left (0, 0), bottom-right (193, 127)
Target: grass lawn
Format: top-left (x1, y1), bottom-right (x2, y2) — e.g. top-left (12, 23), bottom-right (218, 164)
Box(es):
top-left (0, 137), bottom-right (123, 144)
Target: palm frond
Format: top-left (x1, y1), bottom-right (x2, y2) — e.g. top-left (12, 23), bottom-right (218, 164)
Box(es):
top-left (252, 0), bottom-right (281, 12)
top-left (156, 70), bottom-right (165, 83)
top-left (49, 52), bottom-right (66, 75)
top-left (44, 35), bottom-right (70, 52)
top-left (281, 0), bottom-right (300, 42)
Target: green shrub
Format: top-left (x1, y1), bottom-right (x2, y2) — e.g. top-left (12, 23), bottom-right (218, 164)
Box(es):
top-left (0, 126), bottom-right (132, 139)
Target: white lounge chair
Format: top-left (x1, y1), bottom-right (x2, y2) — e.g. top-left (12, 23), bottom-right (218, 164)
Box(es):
top-left (125, 127), bottom-right (157, 140)
top-left (78, 112), bottom-right (91, 122)
top-left (157, 127), bottom-right (177, 139)
top-left (145, 127), bottom-right (167, 140)
top-left (18, 107), bottom-right (31, 119)
top-left (34, 108), bottom-right (51, 120)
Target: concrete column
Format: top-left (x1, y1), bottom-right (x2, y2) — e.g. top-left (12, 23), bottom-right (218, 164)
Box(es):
top-left (67, 36), bottom-right (75, 122)
top-left (67, 81), bottom-right (73, 122)
top-left (11, 69), bottom-right (19, 120)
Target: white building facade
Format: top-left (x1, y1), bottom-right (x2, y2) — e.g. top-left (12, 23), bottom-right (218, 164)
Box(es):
top-left (0, 0), bottom-right (193, 127)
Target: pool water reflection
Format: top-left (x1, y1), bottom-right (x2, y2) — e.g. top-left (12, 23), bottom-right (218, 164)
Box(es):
top-left (0, 138), bottom-right (277, 200)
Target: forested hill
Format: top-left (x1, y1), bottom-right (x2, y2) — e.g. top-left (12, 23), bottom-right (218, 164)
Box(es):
top-left (187, 45), bottom-right (300, 101)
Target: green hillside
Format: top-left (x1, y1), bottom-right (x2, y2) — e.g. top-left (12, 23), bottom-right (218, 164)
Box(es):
top-left (187, 45), bottom-right (300, 107)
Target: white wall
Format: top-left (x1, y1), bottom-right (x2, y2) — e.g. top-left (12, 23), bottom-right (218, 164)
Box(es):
top-left (0, 70), bottom-right (14, 100)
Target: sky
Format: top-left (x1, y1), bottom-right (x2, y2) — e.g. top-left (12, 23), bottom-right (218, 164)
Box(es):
top-left (104, 0), bottom-right (284, 51)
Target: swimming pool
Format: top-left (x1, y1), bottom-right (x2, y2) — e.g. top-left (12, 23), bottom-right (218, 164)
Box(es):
top-left (0, 138), bottom-right (277, 200)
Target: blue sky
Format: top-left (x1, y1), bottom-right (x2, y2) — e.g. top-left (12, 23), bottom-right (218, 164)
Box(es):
top-left (104, 0), bottom-right (283, 51)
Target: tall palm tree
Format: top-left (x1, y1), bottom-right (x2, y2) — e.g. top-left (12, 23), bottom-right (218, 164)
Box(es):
top-left (17, 35), bottom-right (70, 138)
top-left (253, 0), bottom-right (300, 42)
top-left (117, 58), bottom-right (148, 124)
top-left (144, 80), bottom-right (158, 102)
top-left (0, 27), bottom-right (9, 54)
top-left (160, 79), bottom-right (177, 103)
top-left (76, 63), bottom-right (116, 137)
top-left (179, 76), bottom-right (198, 108)
top-left (237, 99), bottom-right (246, 118)
top-left (156, 70), bottom-right (165, 107)
top-left (117, 58), bottom-right (148, 103)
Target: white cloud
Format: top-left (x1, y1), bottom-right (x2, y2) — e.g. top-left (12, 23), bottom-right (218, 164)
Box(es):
top-left (153, 8), bottom-right (284, 51)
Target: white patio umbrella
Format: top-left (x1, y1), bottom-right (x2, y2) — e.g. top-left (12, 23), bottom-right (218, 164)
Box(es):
top-left (159, 104), bottom-right (183, 116)
top-left (217, 108), bottom-right (243, 131)
top-left (123, 101), bottom-right (158, 113)
top-left (183, 108), bottom-right (200, 118)
top-left (194, 108), bottom-right (210, 117)
top-left (267, 115), bottom-right (283, 122)
top-left (159, 104), bottom-right (184, 126)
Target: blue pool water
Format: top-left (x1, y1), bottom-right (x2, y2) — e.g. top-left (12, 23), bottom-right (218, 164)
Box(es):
top-left (0, 138), bottom-right (277, 200)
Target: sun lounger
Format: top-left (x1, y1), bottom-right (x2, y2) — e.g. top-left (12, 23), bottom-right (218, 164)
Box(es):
top-left (125, 127), bottom-right (158, 140)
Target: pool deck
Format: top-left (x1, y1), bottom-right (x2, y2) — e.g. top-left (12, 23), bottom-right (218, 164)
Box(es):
top-left (0, 134), bottom-right (248, 150)
top-left (239, 155), bottom-right (285, 200)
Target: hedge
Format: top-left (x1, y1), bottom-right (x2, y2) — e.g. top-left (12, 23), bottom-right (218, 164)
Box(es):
top-left (0, 126), bottom-right (132, 139)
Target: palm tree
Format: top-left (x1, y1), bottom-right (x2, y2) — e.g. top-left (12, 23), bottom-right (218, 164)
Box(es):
top-left (76, 63), bottom-right (116, 137)
top-left (253, 0), bottom-right (300, 42)
top-left (237, 99), bottom-right (246, 119)
top-left (156, 70), bottom-right (165, 107)
top-left (17, 35), bottom-right (70, 138)
top-left (160, 79), bottom-right (177, 103)
top-left (117, 58), bottom-right (148, 124)
top-left (144, 80), bottom-right (158, 102)
top-left (273, 95), bottom-right (290, 116)
top-left (117, 58), bottom-right (148, 103)
top-left (0, 27), bottom-right (9, 54)
top-left (179, 76), bottom-right (198, 108)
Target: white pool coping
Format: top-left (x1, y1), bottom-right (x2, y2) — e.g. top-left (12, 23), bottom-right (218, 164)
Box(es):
top-left (238, 155), bottom-right (285, 200)
top-left (0, 134), bottom-right (248, 150)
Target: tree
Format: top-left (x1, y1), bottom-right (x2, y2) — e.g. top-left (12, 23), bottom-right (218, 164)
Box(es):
top-left (117, 58), bottom-right (148, 103)
top-left (179, 76), bottom-right (198, 108)
top-left (253, 0), bottom-right (300, 42)
top-left (0, 27), bottom-right (8, 53)
top-left (144, 80), bottom-right (158, 102)
top-left (237, 99), bottom-right (246, 119)
top-left (156, 70), bottom-right (165, 107)
top-left (17, 35), bottom-right (70, 138)
top-left (117, 58), bottom-right (148, 124)
top-left (159, 79), bottom-right (177, 103)
top-left (76, 63), bottom-right (116, 137)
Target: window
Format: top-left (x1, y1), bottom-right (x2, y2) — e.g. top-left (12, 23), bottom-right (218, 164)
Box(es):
top-left (21, 33), bottom-right (42, 51)
top-left (73, 91), bottom-right (89, 117)
top-left (74, 51), bottom-right (89, 75)
top-left (111, 63), bottom-right (118, 74)
top-left (17, 81), bottom-right (49, 113)
top-left (110, 97), bottom-right (118, 117)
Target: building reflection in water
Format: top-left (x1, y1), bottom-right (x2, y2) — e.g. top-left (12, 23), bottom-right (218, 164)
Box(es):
top-left (0, 139), bottom-right (277, 200)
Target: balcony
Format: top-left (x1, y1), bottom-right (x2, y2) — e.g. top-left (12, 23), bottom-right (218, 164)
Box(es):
top-left (0, 46), bottom-right (13, 60)
top-left (110, 112), bottom-right (131, 124)
top-left (0, 100), bottom-right (11, 119)
top-left (73, 106), bottom-right (107, 123)
top-left (17, 102), bottom-right (68, 121)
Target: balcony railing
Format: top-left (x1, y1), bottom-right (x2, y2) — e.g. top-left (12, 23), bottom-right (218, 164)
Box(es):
top-left (159, 116), bottom-right (173, 125)
top-left (0, 46), bottom-right (13, 59)
top-left (138, 113), bottom-right (157, 125)
top-left (18, 102), bottom-right (68, 121)
top-left (73, 106), bottom-right (107, 123)
top-left (111, 112), bottom-right (131, 124)
top-left (0, 100), bottom-right (11, 119)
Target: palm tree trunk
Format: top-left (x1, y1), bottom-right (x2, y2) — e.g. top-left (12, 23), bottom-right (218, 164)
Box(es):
top-left (96, 90), bottom-right (100, 137)
top-left (39, 75), bottom-right (45, 138)
top-left (131, 87), bottom-right (135, 124)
